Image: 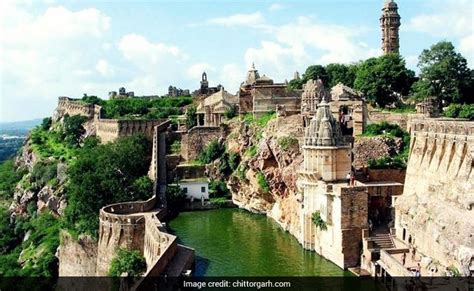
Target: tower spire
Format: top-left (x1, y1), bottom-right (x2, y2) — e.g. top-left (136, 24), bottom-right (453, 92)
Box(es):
top-left (380, 0), bottom-right (401, 54)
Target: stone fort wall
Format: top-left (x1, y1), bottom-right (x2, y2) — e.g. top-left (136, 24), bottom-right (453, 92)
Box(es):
top-left (55, 97), bottom-right (165, 143)
top-left (96, 196), bottom-right (178, 276)
top-left (181, 126), bottom-right (227, 161)
top-left (395, 119), bottom-right (474, 275)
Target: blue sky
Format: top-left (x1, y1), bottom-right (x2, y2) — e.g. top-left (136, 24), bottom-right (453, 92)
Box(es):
top-left (1, 0), bottom-right (473, 122)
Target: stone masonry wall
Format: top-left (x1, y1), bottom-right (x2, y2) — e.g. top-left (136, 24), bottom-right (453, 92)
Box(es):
top-left (395, 119), bottom-right (474, 275)
top-left (181, 126), bottom-right (226, 161)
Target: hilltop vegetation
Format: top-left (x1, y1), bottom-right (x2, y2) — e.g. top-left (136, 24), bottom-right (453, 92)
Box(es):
top-left (80, 94), bottom-right (193, 120)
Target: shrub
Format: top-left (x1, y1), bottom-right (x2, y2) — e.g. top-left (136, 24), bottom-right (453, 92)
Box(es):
top-left (198, 139), bottom-right (225, 164)
top-left (443, 103), bottom-right (474, 120)
top-left (0, 159), bottom-right (26, 199)
top-left (246, 145), bottom-right (257, 157)
top-left (209, 197), bottom-right (228, 207)
top-left (228, 152), bottom-right (240, 171)
top-left (170, 140), bottom-right (181, 154)
top-left (278, 136), bottom-right (299, 151)
top-left (256, 171), bottom-right (270, 193)
top-left (256, 112), bottom-right (276, 127)
top-left (224, 105), bottom-right (238, 119)
top-left (209, 180), bottom-right (230, 198)
top-left (41, 117), bottom-right (52, 131)
top-left (109, 249), bottom-right (146, 277)
top-left (362, 121), bottom-right (406, 138)
top-left (186, 105), bottom-right (197, 129)
top-left (31, 160), bottom-right (57, 187)
top-left (311, 211), bottom-right (327, 231)
top-left (236, 164), bottom-right (248, 181)
top-left (166, 185), bottom-right (186, 212)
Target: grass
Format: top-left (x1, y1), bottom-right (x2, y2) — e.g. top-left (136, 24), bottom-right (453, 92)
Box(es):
top-left (245, 145), bottom-right (257, 157)
top-left (278, 136), bottom-right (299, 151)
top-left (30, 127), bottom-right (78, 162)
top-left (256, 171), bottom-right (270, 193)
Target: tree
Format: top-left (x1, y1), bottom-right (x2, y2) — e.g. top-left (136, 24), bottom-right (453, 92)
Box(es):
top-left (302, 65), bottom-right (329, 86)
top-left (186, 105), bottom-right (197, 129)
top-left (354, 54), bottom-right (415, 108)
top-left (326, 63), bottom-right (357, 88)
top-left (62, 114), bottom-right (88, 147)
top-left (64, 134), bottom-right (152, 237)
top-left (412, 41), bottom-right (472, 105)
top-left (109, 249), bottom-right (146, 277)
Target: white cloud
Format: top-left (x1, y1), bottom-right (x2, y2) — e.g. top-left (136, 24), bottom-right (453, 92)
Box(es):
top-left (459, 34), bottom-right (474, 66)
top-left (118, 34), bottom-right (185, 66)
top-left (269, 3), bottom-right (285, 11)
top-left (96, 59), bottom-right (114, 76)
top-left (116, 34), bottom-right (189, 95)
top-left (0, 3), bottom-right (112, 121)
top-left (208, 12), bottom-right (266, 29)
top-left (218, 64), bottom-right (245, 93)
top-left (243, 16), bottom-right (379, 82)
top-left (405, 0), bottom-right (472, 37)
top-left (405, 0), bottom-right (473, 67)
top-left (186, 62), bottom-right (214, 81)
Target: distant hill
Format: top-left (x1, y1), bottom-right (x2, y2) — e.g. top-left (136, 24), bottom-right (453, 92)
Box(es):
top-left (0, 118), bottom-right (42, 162)
top-left (0, 118), bottom-right (42, 132)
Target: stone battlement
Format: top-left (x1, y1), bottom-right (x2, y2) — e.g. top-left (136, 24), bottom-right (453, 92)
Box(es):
top-left (395, 118), bottom-right (474, 275)
top-left (55, 97), bottom-right (168, 143)
top-left (97, 195), bottom-right (192, 281)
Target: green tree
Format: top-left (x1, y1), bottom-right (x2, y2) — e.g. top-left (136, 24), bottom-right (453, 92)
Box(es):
top-left (64, 134), bottom-right (152, 237)
top-left (186, 105), bottom-right (197, 129)
top-left (109, 249), bottom-right (146, 277)
top-left (302, 65), bottom-right (329, 85)
top-left (41, 117), bottom-right (52, 131)
top-left (413, 41), bottom-right (472, 105)
top-left (354, 54), bottom-right (415, 108)
top-left (198, 139), bottom-right (225, 164)
top-left (326, 63), bottom-right (357, 88)
top-left (62, 114), bottom-right (88, 147)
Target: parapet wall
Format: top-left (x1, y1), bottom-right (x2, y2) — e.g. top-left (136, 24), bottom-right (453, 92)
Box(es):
top-left (395, 119), bottom-right (474, 275)
top-left (55, 97), bottom-right (167, 143)
top-left (96, 119), bottom-right (165, 143)
top-left (55, 97), bottom-right (99, 120)
top-left (96, 195), bottom-right (181, 277)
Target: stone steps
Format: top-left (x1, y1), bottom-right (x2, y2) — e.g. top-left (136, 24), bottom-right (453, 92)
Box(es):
top-left (370, 233), bottom-right (395, 249)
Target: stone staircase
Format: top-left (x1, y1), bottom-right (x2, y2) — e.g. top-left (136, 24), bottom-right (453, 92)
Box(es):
top-left (371, 232), bottom-right (394, 249)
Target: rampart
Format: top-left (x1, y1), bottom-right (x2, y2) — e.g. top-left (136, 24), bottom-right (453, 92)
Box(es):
top-left (368, 110), bottom-right (425, 132)
top-left (395, 119), bottom-right (474, 275)
top-left (55, 97), bottom-right (166, 143)
top-left (96, 195), bottom-right (186, 279)
top-left (56, 97), bottom-right (99, 120)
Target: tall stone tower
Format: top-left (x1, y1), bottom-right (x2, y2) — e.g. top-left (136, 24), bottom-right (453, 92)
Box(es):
top-left (380, 0), bottom-right (401, 54)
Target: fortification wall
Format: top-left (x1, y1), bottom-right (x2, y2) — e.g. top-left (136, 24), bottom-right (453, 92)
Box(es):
top-left (96, 119), bottom-right (165, 143)
top-left (58, 231), bottom-right (98, 276)
top-left (368, 111), bottom-right (425, 132)
top-left (395, 119), bottom-right (474, 275)
top-left (181, 126), bottom-right (226, 161)
top-left (54, 97), bottom-right (99, 121)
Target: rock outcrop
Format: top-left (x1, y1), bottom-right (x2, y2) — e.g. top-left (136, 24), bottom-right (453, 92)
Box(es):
top-left (227, 114), bottom-right (304, 236)
top-left (353, 136), bottom-right (402, 170)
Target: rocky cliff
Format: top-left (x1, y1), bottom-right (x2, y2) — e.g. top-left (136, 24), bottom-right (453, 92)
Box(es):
top-left (225, 114), bottom-right (305, 237)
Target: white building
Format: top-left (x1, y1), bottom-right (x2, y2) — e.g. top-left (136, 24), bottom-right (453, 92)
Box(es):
top-left (178, 179), bottom-right (209, 200)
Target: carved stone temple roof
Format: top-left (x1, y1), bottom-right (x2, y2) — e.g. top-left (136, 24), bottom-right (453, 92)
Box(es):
top-left (304, 96), bottom-right (345, 147)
